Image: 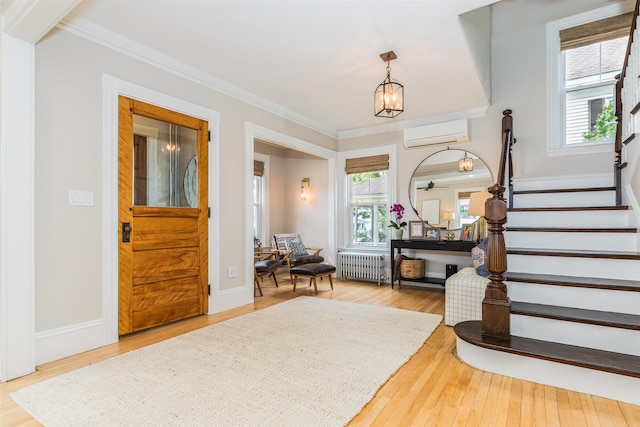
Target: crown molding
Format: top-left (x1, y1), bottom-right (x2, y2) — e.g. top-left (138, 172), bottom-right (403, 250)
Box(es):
top-left (57, 16), bottom-right (490, 142)
top-left (57, 16), bottom-right (338, 139)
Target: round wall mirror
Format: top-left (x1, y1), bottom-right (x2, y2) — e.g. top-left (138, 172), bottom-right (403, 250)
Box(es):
top-left (409, 149), bottom-right (493, 229)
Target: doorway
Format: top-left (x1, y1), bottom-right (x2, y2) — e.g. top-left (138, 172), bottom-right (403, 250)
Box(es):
top-left (118, 96), bottom-right (209, 335)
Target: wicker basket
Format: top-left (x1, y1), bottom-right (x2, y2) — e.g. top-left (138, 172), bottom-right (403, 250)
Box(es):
top-left (400, 258), bottom-right (425, 279)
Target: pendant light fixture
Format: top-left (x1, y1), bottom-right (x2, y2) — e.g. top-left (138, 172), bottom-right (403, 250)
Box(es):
top-left (374, 51), bottom-right (404, 118)
top-left (458, 151), bottom-right (473, 172)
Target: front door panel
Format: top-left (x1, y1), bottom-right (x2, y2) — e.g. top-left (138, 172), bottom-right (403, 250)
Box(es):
top-left (118, 96), bottom-right (208, 335)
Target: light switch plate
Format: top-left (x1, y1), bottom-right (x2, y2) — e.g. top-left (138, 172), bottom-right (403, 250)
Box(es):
top-left (69, 190), bottom-right (94, 206)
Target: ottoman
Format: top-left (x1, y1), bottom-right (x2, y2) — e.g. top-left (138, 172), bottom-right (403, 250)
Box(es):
top-left (290, 263), bottom-right (336, 295)
top-left (444, 267), bottom-right (490, 326)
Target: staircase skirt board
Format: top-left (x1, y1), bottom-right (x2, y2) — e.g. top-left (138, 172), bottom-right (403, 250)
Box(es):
top-left (510, 313), bottom-right (640, 356)
top-left (455, 322), bottom-right (640, 406)
top-left (507, 281), bottom-right (640, 315)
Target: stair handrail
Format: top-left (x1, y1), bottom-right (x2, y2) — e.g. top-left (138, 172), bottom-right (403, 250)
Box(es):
top-left (481, 109), bottom-right (513, 339)
top-left (614, 0), bottom-right (639, 205)
top-left (498, 109), bottom-right (516, 207)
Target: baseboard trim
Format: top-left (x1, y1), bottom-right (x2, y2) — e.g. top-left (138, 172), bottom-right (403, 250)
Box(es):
top-left (214, 285), bottom-right (252, 313)
top-left (35, 319), bottom-right (113, 366)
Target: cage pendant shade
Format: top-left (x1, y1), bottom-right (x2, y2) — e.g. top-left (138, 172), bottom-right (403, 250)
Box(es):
top-left (374, 51), bottom-right (404, 118)
top-left (375, 76), bottom-right (404, 117)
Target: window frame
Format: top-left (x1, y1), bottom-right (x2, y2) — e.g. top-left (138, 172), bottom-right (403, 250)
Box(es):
top-left (339, 146), bottom-right (396, 250)
top-left (253, 153), bottom-right (269, 248)
top-left (348, 173), bottom-right (390, 247)
top-left (546, 1), bottom-right (633, 156)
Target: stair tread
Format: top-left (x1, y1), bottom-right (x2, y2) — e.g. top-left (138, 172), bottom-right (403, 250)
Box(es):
top-left (507, 248), bottom-right (640, 260)
top-left (511, 301), bottom-right (640, 330)
top-left (506, 272), bottom-right (640, 291)
top-left (509, 206), bottom-right (629, 212)
top-left (513, 187), bottom-right (616, 195)
top-left (506, 227), bottom-right (637, 233)
top-left (454, 321), bottom-right (640, 378)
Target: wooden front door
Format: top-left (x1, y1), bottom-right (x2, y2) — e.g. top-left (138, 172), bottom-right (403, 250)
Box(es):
top-left (118, 96), bottom-right (209, 335)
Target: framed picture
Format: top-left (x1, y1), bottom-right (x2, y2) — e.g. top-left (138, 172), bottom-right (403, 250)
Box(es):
top-left (442, 228), bottom-right (461, 241)
top-left (461, 223), bottom-right (475, 241)
top-left (424, 227), bottom-right (440, 241)
top-left (408, 221), bottom-right (425, 240)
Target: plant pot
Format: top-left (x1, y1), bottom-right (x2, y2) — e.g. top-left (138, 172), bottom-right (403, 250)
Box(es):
top-left (394, 228), bottom-right (404, 240)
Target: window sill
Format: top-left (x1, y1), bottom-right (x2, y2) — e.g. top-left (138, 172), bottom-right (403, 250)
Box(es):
top-left (342, 245), bottom-right (389, 252)
top-left (547, 140), bottom-right (614, 157)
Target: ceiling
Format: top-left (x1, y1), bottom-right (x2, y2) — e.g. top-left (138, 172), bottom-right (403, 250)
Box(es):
top-left (60, 0), bottom-right (500, 138)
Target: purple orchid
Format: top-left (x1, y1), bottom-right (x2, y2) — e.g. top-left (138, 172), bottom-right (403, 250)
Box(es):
top-left (389, 203), bottom-right (407, 230)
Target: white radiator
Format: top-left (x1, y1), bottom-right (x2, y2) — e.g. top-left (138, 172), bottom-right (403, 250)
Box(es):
top-left (337, 251), bottom-right (386, 285)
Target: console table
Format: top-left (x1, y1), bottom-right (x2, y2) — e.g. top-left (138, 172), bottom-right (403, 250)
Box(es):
top-left (391, 239), bottom-right (476, 288)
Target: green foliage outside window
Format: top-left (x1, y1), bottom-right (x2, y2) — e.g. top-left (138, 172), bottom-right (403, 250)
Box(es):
top-left (583, 102), bottom-right (617, 142)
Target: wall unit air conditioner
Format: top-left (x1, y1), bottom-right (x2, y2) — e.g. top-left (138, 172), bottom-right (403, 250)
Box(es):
top-left (403, 119), bottom-right (469, 148)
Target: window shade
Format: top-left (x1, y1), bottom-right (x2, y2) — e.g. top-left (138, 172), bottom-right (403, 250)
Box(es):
top-left (254, 160), bottom-right (264, 177)
top-left (560, 12), bottom-right (633, 51)
top-left (345, 154), bottom-right (389, 174)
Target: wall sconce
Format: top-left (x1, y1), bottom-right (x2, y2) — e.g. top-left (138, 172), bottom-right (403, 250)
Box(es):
top-left (458, 151), bottom-right (473, 172)
top-left (374, 50), bottom-right (404, 118)
top-left (442, 211), bottom-right (455, 229)
top-left (299, 177), bottom-right (310, 202)
top-left (468, 191), bottom-right (492, 241)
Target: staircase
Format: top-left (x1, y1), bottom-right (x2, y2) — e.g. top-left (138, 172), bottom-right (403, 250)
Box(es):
top-left (455, 178), bottom-right (640, 405)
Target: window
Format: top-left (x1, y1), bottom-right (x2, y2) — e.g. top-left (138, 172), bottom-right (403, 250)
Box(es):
top-left (547, 5), bottom-right (633, 154)
top-left (455, 189), bottom-right (483, 227)
top-left (346, 154), bottom-right (389, 247)
top-left (253, 159), bottom-right (264, 246)
top-left (563, 36), bottom-right (626, 144)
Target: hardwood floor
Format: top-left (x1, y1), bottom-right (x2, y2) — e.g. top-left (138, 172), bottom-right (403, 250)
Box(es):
top-left (1, 272), bottom-right (639, 426)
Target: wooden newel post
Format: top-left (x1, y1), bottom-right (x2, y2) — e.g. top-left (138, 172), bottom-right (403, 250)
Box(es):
top-left (482, 184), bottom-right (511, 338)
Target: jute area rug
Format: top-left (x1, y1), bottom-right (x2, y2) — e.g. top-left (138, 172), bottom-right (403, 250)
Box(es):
top-left (12, 296), bottom-right (442, 426)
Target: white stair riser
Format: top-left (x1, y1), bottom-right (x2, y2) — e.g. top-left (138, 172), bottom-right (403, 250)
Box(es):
top-left (512, 174), bottom-right (613, 192)
top-left (507, 210), bottom-right (630, 228)
top-left (507, 282), bottom-right (640, 315)
top-left (506, 231), bottom-right (637, 252)
top-left (507, 254), bottom-right (639, 281)
top-left (511, 315), bottom-right (640, 356)
top-left (513, 191), bottom-right (615, 208)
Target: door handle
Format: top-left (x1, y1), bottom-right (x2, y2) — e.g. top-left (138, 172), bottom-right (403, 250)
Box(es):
top-left (122, 222), bottom-right (132, 243)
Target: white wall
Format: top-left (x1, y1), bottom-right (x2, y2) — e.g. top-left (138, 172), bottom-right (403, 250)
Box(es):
top-left (283, 158), bottom-right (330, 259)
top-left (489, 0), bottom-right (618, 179)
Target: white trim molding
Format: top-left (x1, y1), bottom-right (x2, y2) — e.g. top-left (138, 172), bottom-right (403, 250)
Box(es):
top-left (336, 144), bottom-right (397, 251)
top-left (245, 122), bottom-right (338, 303)
top-left (0, 34), bottom-right (36, 381)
